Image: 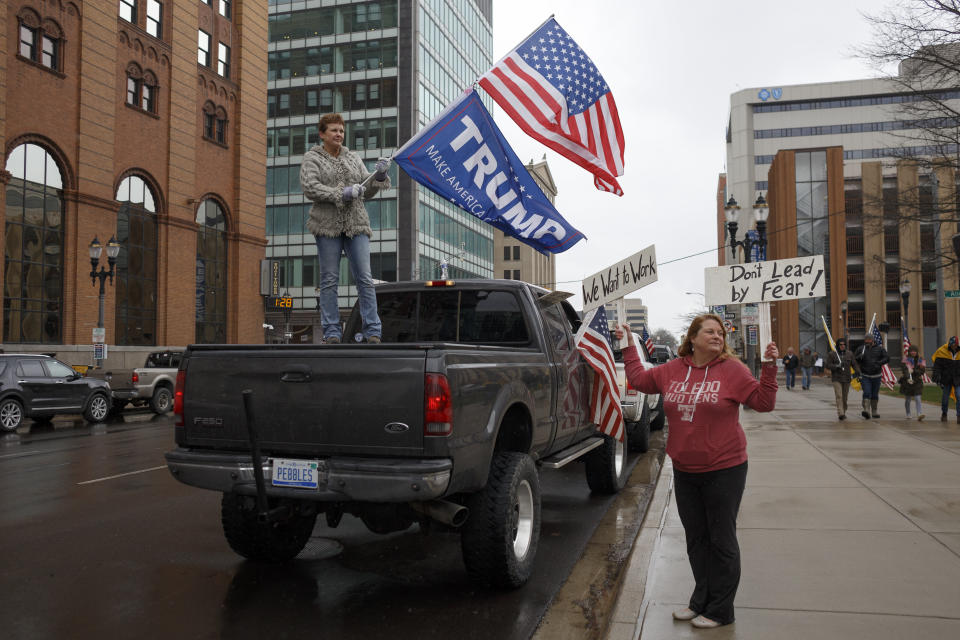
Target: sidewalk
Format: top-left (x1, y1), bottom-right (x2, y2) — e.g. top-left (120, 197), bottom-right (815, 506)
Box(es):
top-left (606, 376), bottom-right (960, 639)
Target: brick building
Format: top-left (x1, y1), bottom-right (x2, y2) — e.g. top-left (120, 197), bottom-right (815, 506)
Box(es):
top-left (1, 0), bottom-right (268, 366)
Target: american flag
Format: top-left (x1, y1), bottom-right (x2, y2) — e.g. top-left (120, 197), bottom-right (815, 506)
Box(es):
top-left (871, 322), bottom-right (898, 390)
top-left (901, 319), bottom-right (931, 383)
top-left (575, 306), bottom-right (624, 441)
top-left (478, 18), bottom-right (625, 196)
top-left (641, 326), bottom-right (655, 357)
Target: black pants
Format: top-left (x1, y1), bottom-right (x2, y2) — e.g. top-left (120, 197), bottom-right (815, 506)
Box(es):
top-left (674, 461), bottom-right (748, 625)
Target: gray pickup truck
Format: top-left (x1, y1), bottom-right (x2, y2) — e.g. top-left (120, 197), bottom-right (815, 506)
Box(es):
top-left (95, 350), bottom-right (182, 415)
top-left (165, 279), bottom-right (630, 588)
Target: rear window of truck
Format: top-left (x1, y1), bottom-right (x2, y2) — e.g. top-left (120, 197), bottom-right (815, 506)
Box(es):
top-left (351, 290), bottom-right (530, 344)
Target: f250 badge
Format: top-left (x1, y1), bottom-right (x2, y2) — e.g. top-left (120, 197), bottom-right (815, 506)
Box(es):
top-left (193, 417), bottom-right (223, 427)
top-left (384, 422), bottom-right (410, 434)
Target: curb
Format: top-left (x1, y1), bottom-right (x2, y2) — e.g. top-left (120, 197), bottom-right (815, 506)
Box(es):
top-left (532, 430), bottom-right (667, 640)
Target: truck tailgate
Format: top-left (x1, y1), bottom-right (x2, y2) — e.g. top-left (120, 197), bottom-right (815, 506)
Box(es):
top-left (180, 348), bottom-right (427, 456)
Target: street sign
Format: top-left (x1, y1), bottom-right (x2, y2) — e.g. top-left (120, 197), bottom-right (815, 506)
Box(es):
top-left (945, 290), bottom-right (960, 298)
top-left (92, 327), bottom-right (105, 343)
top-left (747, 325), bottom-right (758, 345)
top-left (94, 343), bottom-right (107, 360)
top-left (724, 312), bottom-right (736, 320)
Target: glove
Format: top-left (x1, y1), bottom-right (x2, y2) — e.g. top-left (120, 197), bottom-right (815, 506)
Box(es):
top-left (342, 184), bottom-right (365, 202)
top-left (374, 157), bottom-right (391, 181)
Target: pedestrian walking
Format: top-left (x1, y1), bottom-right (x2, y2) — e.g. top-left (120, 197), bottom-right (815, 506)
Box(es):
top-left (824, 338), bottom-right (858, 420)
top-left (300, 112), bottom-right (391, 344)
top-left (855, 331), bottom-right (890, 419)
top-left (782, 347), bottom-right (799, 390)
top-left (932, 336), bottom-right (960, 423)
top-left (899, 344), bottom-right (926, 421)
top-left (799, 347), bottom-right (815, 390)
top-left (615, 314), bottom-right (779, 629)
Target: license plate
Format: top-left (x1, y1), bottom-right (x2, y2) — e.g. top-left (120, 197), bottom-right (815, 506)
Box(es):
top-left (271, 458), bottom-right (320, 490)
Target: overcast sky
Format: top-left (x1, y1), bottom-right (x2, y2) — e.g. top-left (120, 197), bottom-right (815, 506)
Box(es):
top-left (485, 0), bottom-right (887, 338)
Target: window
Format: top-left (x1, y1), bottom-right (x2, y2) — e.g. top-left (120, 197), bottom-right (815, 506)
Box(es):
top-left (41, 34), bottom-right (57, 69)
top-left (513, 246), bottom-right (520, 260)
top-left (146, 1), bottom-right (161, 38)
top-left (18, 15), bottom-right (62, 72)
top-left (503, 246), bottom-right (510, 261)
top-left (119, 0), bottom-right (137, 23)
top-left (115, 175), bottom-right (158, 346)
top-left (217, 42), bottom-right (230, 77)
top-left (125, 66), bottom-right (157, 114)
top-left (219, 0), bottom-right (231, 19)
top-left (198, 30), bottom-right (210, 67)
top-left (196, 199), bottom-right (228, 344)
top-left (20, 25), bottom-right (36, 60)
top-left (4, 143), bottom-right (65, 344)
top-left (202, 102), bottom-right (227, 144)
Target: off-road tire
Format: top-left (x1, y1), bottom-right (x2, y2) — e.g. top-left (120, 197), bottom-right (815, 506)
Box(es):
top-left (150, 385), bottom-right (173, 414)
top-left (627, 411), bottom-right (650, 454)
top-left (83, 393), bottom-right (110, 423)
top-left (0, 398), bottom-right (24, 432)
top-left (460, 452), bottom-right (541, 589)
top-left (585, 432), bottom-right (629, 494)
top-left (650, 396), bottom-right (666, 431)
top-left (221, 493), bottom-right (317, 563)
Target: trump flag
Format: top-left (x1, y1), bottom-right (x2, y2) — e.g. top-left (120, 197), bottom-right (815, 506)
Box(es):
top-left (394, 89), bottom-right (585, 254)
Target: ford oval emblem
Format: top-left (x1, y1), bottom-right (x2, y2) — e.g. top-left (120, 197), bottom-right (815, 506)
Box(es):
top-left (384, 422), bottom-right (410, 434)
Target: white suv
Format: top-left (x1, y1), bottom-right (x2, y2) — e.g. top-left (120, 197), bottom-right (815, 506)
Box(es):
top-left (612, 334), bottom-right (665, 453)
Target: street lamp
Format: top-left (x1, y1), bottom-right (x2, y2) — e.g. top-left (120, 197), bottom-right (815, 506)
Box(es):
top-left (282, 288), bottom-right (293, 344)
top-left (840, 300), bottom-right (848, 341)
top-left (900, 278), bottom-right (912, 340)
top-left (725, 195), bottom-right (769, 263)
top-left (89, 236), bottom-right (120, 368)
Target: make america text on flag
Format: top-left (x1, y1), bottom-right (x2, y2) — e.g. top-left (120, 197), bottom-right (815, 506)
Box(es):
top-left (479, 17), bottom-right (625, 195)
top-left (575, 306), bottom-right (624, 442)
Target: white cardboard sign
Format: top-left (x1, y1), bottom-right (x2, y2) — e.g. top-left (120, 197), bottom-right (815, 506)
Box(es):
top-left (704, 255), bottom-right (826, 306)
top-left (581, 245), bottom-right (658, 312)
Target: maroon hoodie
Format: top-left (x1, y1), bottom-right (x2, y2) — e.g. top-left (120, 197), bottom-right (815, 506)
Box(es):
top-left (623, 347), bottom-right (778, 473)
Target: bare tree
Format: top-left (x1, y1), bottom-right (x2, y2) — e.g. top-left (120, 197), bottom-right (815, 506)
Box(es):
top-left (651, 328), bottom-right (679, 349)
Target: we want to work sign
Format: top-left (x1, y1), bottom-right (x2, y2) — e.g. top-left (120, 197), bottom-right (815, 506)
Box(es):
top-left (704, 256), bottom-right (826, 306)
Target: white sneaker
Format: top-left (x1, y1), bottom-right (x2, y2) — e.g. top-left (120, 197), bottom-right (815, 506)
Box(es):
top-left (691, 615), bottom-right (722, 629)
top-left (672, 607), bottom-right (698, 621)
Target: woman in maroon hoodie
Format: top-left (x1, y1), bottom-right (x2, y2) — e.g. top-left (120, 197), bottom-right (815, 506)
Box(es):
top-left (616, 314), bottom-right (779, 629)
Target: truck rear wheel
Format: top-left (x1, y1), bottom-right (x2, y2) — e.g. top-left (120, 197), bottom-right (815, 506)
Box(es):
top-left (460, 452), bottom-right (541, 589)
top-left (150, 385), bottom-right (173, 414)
top-left (585, 432), bottom-right (629, 494)
top-left (221, 493), bottom-right (317, 563)
top-left (650, 397), bottom-right (666, 431)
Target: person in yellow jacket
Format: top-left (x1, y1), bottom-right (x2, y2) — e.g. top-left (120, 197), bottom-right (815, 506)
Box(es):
top-left (932, 336), bottom-right (960, 422)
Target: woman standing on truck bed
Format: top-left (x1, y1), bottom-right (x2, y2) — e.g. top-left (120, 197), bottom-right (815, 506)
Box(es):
top-left (615, 314), bottom-right (779, 629)
top-left (300, 113), bottom-right (391, 344)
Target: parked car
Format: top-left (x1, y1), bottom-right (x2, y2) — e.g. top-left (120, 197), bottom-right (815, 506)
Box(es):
top-left (165, 279), bottom-right (629, 589)
top-left (612, 335), bottom-right (665, 453)
top-left (651, 343), bottom-right (677, 364)
top-left (0, 354), bottom-right (112, 431)
top-left (87, 350), bottom-right (182, 414)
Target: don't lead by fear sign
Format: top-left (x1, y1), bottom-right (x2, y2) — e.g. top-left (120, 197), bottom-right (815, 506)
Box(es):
top-left (704, 255), bottom-right (826, 306)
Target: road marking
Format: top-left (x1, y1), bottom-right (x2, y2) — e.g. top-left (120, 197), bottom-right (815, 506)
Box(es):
top-left (77, 465), bottom-right (167, 485)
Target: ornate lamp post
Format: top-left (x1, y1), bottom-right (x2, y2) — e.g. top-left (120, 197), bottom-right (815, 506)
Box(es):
top-left (89, 236), bottom-right (120, 367)
top-left (725, 195), bottom-right (769, 263)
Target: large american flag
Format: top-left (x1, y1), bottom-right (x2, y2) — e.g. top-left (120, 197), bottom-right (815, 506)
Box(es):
top-left (575, 306), bottom-right (624, 441)
top-left (478, 18), bottom-right (625, 195)
top-left (871, 321), bottom-right (899, 390)
top-left (641, 326), bottom-right (655, 357)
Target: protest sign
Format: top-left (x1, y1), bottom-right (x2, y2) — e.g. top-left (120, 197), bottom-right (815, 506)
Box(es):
top-left (581, 245), bottom-right (658, 312)
top-left (704, 255), bottom-right (826, 306)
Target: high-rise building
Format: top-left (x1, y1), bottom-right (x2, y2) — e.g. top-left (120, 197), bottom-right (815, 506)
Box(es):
top-left (2, 0), bottom-right (268, 365)
top-left (265, 0), bottom-right (494, 342)
top-left (723, 61), bottom-right (960, 360)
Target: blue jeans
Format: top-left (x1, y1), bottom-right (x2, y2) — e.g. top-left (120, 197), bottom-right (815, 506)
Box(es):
top-left (801, 367), bottom-right (813, 389)
top-left (861, 375), bottom-right (881, 401)
top-left (941, 384), bottom-right (960, 415)
top-left (784, 369), bottom-right (796, 388)
top-left (315, 233), bottom-right (381, 341)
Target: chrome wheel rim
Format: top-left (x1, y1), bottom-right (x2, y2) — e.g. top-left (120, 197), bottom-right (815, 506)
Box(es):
top-left (511, 479), bottom-right (535, 559)
top-left (91, 396), bottom-right (108, 421)
top-left (156, 389), bottom-right (171, 411)
top-left (1, 402), bottom-right (21, 430)
top-left (614, 437), bottom-right (625, 478)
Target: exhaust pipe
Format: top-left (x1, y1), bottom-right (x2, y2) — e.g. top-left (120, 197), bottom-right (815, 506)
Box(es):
top-left (411, 500), bottom-right (469, 527)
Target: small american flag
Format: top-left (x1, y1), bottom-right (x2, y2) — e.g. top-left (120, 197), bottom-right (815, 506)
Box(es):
top-left (901, 320), bottom-right (931, 383)
top-left (641, 326), bottom-right (655, 357)
top-left (872, 322), bottom-right (898, 390)
top-left (479, 18), bottom-right (625, 195)
top-left (575, 306), bottom-right (624, 441)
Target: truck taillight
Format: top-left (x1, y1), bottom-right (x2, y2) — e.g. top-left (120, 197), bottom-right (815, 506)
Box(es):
top-left (624, 378), bottom-right (634, 392)
top-left (424, 373), bottom-right (452, 436)
top-left (425, 280), bottom-right (455, 287)
top-left (131, 372), bottom-right (139, 384)
top-left (174, 370), bottom-right (186, 426)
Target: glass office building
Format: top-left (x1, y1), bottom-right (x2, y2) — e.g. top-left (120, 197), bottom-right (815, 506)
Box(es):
top-left (266, 0), bottom-right (493, 341)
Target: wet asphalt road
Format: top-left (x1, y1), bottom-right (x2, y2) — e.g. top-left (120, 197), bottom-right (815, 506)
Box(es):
top-left (0, 413), bottom-right (636, 640)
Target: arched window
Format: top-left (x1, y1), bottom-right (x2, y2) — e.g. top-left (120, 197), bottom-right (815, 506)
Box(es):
top-left (196, 198), bottom-right (227, 343)
top-left (4, 142), bottom-right (64, 343)
top-left (115, 174), bottom-right (158, 345)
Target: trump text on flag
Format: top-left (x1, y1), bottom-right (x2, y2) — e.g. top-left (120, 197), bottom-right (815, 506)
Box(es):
top-left (704, 256), bottom-right (826, 306)
top-left (581, 245), bottom-right (658, 312)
